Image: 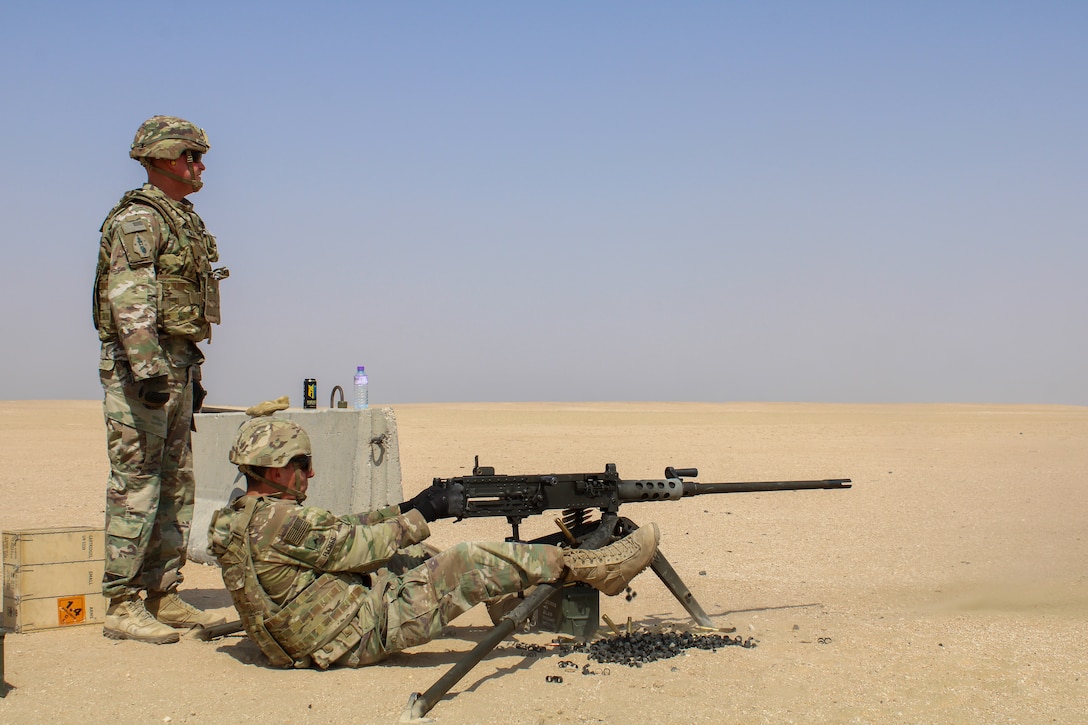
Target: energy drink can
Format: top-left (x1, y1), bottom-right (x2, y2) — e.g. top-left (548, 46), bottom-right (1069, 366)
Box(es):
top-left (304, 378), bottom-right (317, 409)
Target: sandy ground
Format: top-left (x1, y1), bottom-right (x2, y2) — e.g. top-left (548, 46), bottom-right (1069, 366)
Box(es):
top-left (0, 400), bottom-right (1086, 724)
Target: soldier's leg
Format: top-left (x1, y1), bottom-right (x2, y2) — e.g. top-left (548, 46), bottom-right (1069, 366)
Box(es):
top-left (142, 366), bottom-right (195, 594)
top-left (102, 417), bottom-right (165, 600)
top-left (100, 364), bottom-right (182, 643)
top-left (382, 543), bottom-right (433, 575)
top-left (142, 367), bottom-right (224, 628)
top-left (346, 541), bottom-right (566, 666)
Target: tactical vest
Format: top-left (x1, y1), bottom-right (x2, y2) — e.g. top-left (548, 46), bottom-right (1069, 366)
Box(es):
top-left (212, 497), bottom-right (365, 669)
top-left (93, 187), bottom-right (227, 343)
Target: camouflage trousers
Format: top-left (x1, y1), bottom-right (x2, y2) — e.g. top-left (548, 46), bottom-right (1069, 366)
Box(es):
top-left (100, 359), bottom-right (195, 600)
top-left (335, 541), bottom-right (565, 667)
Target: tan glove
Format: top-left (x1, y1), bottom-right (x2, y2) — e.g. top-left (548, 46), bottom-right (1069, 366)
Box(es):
top-left (245, 396), bottom-right (290, 417)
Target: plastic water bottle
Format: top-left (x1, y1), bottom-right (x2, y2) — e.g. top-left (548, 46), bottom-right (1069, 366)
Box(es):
top-left (353, 366), bottom-right (369, 410)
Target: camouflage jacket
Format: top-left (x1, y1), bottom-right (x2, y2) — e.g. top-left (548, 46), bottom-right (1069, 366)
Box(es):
top-left (207, 495), bottom-right (429, 667)
top-left (208, 495), bottom-right (430, 605)
top-left (93, 184), bottom-right (226, 380)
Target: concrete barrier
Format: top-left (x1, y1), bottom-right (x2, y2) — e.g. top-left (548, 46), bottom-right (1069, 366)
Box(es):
top-left (187, 407), bottom-right (403, 564)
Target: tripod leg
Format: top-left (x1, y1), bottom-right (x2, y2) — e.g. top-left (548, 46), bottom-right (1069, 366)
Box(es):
top-left (401, 514), bottom-right (620, 722)
top-left (402, 582), bottom-right (559, 722)
top-left (614, 517), bottom-right (713, 628)
top-left (648, 550), bottom-right (713, 628)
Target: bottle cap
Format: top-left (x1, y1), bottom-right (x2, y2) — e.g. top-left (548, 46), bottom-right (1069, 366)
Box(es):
top-left (357, 366), bottom-right (365, 373)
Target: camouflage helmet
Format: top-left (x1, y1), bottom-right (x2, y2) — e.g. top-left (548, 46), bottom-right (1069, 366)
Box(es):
top-left (129, 115), bottom-right (210, 160)
top-left (229, 417), bottom-right (311, 468)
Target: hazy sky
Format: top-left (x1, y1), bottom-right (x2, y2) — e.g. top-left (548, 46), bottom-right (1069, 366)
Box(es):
top-left (2, 2), bottom-right (1085, 405)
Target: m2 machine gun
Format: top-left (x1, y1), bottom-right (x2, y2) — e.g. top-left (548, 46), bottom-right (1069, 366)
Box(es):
top-left (403, 458), bottom-right (851, 720)
top-left (443, 457), bottom-right (851, 540)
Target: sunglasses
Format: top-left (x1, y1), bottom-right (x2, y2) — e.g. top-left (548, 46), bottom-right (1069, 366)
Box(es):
top-left (290, 454), bottom-right (312, 472)
top-left (186, 150), bottom-right (204, 164)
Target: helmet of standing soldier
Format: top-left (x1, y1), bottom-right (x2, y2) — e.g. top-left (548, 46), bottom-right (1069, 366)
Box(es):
top-left (229, 417), bottom-right (311, 469)
top-left (129, 115), bottom-right (210, 160)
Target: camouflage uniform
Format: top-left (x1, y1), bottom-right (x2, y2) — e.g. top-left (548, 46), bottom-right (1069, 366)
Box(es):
top-left (207, 498), bottom-right (565, 668)
top-left (95, 118), bottom-right (225, 601)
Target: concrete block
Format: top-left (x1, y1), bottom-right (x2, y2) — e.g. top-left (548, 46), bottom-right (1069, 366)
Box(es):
top-left (188, 407), bottom-right (403, 564)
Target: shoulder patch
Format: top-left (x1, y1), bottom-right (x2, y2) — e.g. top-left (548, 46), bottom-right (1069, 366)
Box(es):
top-left (112, 206), bottom-right (162, 268)
top-left (283, 517), bottom-right (312, 547)
top-left (120, 230), bottom-right (154, 266)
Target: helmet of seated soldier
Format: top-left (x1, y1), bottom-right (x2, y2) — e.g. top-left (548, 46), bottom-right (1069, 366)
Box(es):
top-left (229, 417), bottom-right (311, 468)
top-left (129, 115), bottom-right (210, 160)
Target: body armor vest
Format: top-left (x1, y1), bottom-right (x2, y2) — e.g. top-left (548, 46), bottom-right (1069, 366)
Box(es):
top-left (93, 187), bottom-right (227, 342)
top-left (211, 498), bottom-right (365, 669)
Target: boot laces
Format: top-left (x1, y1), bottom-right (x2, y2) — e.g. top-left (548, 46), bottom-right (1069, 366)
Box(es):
top-left (120, 598), bottom-right (160, 626)
top-left (166, 593), bottom-right (199, 613)
top-left (566, 535), bottom-right (639, 565)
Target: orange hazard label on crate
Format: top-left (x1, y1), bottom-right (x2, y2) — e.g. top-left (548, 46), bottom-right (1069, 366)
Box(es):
top-left (57, 595), bottom-right (88, 625)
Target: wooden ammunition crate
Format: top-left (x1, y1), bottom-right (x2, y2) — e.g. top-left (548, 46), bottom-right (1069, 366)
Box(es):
top-left (4, 561), bottom-right (105, 600)
top-left (2, 527), bottom-right (105, 632)
top-left (2, 527), bottom-right (104, 567)
top-left (3, 593), bottom-right (106, 632)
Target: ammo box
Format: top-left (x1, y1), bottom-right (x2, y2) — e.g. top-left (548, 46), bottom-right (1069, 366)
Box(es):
top-left (2, 527), bottom-right (106, 632)
top-left (535, 584), bottom-right (600, 638)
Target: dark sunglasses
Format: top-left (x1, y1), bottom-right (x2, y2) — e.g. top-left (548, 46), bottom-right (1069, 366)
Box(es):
top-left (186, 150), bottom-right (204, 164)
top-left (290, 454), bottom-right (312, 471)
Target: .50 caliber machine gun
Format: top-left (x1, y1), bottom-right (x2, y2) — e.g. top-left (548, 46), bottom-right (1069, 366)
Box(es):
top-left (438, 456), bottom-right (851, 540)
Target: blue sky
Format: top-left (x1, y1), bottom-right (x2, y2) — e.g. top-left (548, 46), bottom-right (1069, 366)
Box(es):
top-left (2, 2), bottom-right (1085, 405)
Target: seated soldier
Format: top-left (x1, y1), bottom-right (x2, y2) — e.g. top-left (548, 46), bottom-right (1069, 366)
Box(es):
top-left (208, 415), bottom-right (659, 669)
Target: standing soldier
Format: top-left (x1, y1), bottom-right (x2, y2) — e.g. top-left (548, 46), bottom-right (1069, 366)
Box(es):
top-left (93, 115), bottom-right (229, 643)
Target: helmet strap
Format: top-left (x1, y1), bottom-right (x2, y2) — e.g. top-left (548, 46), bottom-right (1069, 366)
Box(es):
top-left (239, 464), bottom-right (307, 504)
top-left (183, 151), bottom-right (203, 192)
top-left (142, 153), bottom-right (203, 192)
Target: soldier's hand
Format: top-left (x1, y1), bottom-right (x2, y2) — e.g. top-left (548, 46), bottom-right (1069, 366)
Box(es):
top-left (408, 484), bottom-right (456, 523)
top-left (193, 378), bottom-right (207, 412)
top-left (137, 376), bottom-right (171, 409)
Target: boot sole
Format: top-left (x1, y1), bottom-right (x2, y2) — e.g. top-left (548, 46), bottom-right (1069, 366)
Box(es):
top-left (154, 620), bottom-right (202, 629)
top-left (103, 627), bottom-right (180, 644)
top-left (149, 615), bottom-right (230, 630)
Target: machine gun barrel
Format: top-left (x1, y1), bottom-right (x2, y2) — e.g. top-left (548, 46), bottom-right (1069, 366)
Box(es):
top-left (612, 474), bottom-right (850, 503)
top-left (682, 478), bottom-right (852, 496)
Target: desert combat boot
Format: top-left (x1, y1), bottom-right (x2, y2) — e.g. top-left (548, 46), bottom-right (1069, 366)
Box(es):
top-left (145, 591), bottom-right (228, 629)
top-left (563, 523), bottom-right (660, 596)
top-left (103, 596), bottom-right (180, 644)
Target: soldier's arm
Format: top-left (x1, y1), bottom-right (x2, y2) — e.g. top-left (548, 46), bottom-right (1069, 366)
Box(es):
top-left (340, 504), bottom-right (402, 526)
top-left (106, 207), bottom-right (169, 380)
top-left (269, 506), bottom-right (430, 573)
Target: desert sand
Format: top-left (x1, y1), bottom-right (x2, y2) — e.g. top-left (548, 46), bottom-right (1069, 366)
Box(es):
top-left (0, 400), bottom-right (1085, 724)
